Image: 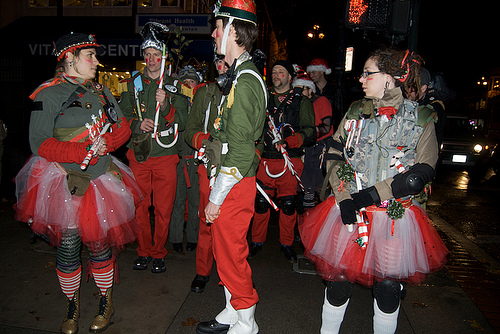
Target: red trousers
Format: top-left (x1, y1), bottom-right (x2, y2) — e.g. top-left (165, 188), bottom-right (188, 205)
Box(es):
top-left (127, 150), bottom-right (178, 259)
top-left (211, 176), bottom-right (258, 310)
top-left (252, 157), bottom-right (304, 246)
top-left (196, 164), bottom-right (214, 276)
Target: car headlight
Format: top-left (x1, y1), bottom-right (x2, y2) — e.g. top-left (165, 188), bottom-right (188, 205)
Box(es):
top-left (474, 144), bottom-right (483, 153)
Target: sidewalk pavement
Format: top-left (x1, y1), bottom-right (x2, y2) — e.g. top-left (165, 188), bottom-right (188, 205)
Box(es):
top-left (0, 198), bottom-right (496, 334)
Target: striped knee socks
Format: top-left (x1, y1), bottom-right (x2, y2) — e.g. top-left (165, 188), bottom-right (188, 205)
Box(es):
top-left (57, 265), bottom-right (81, 300)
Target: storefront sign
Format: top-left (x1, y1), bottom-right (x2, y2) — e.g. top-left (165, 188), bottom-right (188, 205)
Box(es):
top-left (136, 14), bottom-right (211, 35)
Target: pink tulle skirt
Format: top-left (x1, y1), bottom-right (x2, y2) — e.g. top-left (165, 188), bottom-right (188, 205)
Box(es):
top-left (298, 195), bottom-right (448, 287)
top-left (14, 156), bottom-right (142, 252)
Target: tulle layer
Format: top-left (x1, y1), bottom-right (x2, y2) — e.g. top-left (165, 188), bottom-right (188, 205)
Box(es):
top-left (14, 156), bottom-right (142, 252)
top-left (298, 195), bottom-right (448, 287)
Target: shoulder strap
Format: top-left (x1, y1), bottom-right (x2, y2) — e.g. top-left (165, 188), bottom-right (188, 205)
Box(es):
top-left (417, 104), bottom-right (438, 128)
top-left (132, 71), bottom-right (143, 92)
top-left (237, 69), bottom-right (268, 109)
top-left (58, 86), bottom-right (87, 116)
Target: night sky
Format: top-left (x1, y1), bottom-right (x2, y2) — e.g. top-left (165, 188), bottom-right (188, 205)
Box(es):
top-left (265, 0), bottom-right (500, 96)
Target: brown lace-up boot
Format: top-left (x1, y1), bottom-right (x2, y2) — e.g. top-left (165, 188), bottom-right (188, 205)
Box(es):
top-left (89, 287), bottom-right (113, 333)
top-left (61, 289), bottom-right (80, 334)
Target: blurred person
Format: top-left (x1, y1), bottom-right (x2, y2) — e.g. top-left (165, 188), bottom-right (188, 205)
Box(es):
top-left (307, 58), bottom-right (343, 128)
top-left (195, 0), bottom-right (267, 332)
top-left (299, 47), bottom-right (448, 334)
top-left (292, 69), bottom-right (333, 209)
top-left (119, 22), bottom-right (188, 273)
top-left (248, 60), bottom-right (315, 263)
top-left (184, 56), bottom-right (228, 293)
top-left (169, 64), bottom-right (205, 253)
top-left (14, 32), bottom-right (141, 334)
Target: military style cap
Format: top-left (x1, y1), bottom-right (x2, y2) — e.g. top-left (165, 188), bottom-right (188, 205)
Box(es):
top-left (214, 0), bottom-right (257, 26)
top-left (53, 32), bottom-right (103, 61)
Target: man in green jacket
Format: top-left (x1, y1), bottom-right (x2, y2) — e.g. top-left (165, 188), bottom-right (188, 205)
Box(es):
top-left (119, 22), bottom-right (188, 274)
top-left (196, 1), bottom-right (266, 333)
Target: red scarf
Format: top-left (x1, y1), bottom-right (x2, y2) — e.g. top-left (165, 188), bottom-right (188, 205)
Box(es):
top-left (378, 106), bottom-right (397, 119)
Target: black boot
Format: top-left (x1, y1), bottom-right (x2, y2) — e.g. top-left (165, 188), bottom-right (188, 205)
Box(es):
top-left (281, 245), bottom-right (297, 263)
top-left (247, 242), bottom-right (263, 259)
top-left (196, 319), bottom-right (230, 334)
top-left (191, 274), bottom-right (210, 293)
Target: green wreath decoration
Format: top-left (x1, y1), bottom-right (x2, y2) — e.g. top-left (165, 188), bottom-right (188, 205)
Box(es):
top-left (386, 200), bottom-right (405, 220)
top-left (336, 163), bottom-right (356, 183)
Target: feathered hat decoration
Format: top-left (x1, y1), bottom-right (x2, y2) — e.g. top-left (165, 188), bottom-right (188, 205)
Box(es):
top-left (140, 21), bottom-right (170, 52)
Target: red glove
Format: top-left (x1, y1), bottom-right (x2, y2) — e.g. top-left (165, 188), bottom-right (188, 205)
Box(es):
top-left (38, 137), bottom-right (97, 165)
top-left (192, 132), bottom-right (211, 150)
top-left (284, 133), bottom-right (303, 149)
top-left (102, 117), bottom-right (131, 153)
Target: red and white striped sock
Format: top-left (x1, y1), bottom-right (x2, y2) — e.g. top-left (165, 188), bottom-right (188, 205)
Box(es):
top-left (57, 266), bottom-right (81, 300)
top-left (91, 263), bottom-right (114, 296)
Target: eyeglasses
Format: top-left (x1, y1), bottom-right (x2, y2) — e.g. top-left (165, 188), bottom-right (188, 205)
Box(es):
top-left (360, 71), bottom-right (381, 79)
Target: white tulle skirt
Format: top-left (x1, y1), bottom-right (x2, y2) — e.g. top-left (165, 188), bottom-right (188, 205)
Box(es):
top-left (298, 195), bottom-right (448, 287)
top-left (14, 155), bottom-right (142, 252)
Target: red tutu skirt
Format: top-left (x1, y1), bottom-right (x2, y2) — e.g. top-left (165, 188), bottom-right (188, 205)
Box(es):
top-left (298, 195), bottom-right (448, 287)
top-left (14, 156), bottom-right (142, 253)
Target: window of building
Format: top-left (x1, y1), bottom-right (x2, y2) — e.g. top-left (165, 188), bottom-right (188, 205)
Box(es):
top-left (66, 0), bottom-right (86, 6)
top-left (92, 0), bottom-right (132, 6)
top-left (29, 0), bottom-right (57, 6)
top-left (138, 0), bottom-right (152, 6)
top-left (161, 0), bottom-right (184, 7)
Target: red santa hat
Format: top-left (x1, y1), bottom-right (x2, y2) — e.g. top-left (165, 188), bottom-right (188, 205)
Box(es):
top-left (306, 58), bottom-right (332, 75)
top-left (292, 70), bottom-right (316, 93)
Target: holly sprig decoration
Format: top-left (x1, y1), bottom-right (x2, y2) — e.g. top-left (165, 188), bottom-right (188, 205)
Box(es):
top-left (386, 200), bottom-right (405, 220)
top-left (336, 163), bottom-right (355, 183)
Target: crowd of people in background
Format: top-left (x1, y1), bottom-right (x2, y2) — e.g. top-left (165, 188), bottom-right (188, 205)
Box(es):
top-left (12, 0), bottom-right (453, 333)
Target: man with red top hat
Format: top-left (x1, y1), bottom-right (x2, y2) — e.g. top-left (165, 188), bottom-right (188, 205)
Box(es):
top-left (196, 0), bottom-right (266, 333)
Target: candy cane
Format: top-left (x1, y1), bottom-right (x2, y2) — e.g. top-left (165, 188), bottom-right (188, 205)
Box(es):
top-left (153, 44), bottom-right (178, 149)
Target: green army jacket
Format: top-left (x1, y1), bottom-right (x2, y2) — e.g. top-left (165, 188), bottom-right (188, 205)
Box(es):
top-left (119, 69), bottom-right (188, 158)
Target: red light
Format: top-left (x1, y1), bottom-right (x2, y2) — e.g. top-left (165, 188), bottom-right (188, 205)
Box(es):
top-left (348, 0), bottom-right (368, 24)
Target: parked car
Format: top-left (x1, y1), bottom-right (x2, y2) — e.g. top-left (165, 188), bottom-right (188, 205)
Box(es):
top-left (439, 115), bottom-right (493, 170)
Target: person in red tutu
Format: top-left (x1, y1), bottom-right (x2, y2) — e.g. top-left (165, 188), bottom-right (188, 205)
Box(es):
top-left (298, 47), bottom-right (448, 334)
top-left (14, 32), bottom-right (141, 334)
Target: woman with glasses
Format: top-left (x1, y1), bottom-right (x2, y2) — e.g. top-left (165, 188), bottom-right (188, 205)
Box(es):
top-left (298, 47), bottom-right (448, 334)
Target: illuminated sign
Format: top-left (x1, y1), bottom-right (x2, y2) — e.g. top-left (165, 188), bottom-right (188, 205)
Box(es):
top-left (345, 0), bottom-right (390, 31)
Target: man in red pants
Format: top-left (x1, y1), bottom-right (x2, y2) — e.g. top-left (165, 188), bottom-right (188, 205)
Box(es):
top-left (249, 60), bottom-right (315, 263)
top-left (196, 1), bottom-right (266, 333)
top-left (184, 56), bottom-right (228, 293)
top-left (119, 22), bottom-right (188, 273)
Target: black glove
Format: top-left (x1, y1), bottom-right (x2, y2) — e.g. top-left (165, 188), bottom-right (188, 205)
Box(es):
top-left (339, 199), bottom-right (357, 225)
top-left (351, 186), bottom-right (381, 210)
top-left (391, 163), bottom-right (435, 199)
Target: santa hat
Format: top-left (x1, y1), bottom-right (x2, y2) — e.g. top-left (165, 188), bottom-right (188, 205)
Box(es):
top-left (307, 58), bottom-right (332, 75)
top-left (292, 70), bottom-right (316, 93)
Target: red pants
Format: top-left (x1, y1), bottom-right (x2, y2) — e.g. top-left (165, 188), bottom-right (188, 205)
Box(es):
top-left (252, 157), bottom-right (303, 246)
top-left (127, 150), bottom-right (178, 259)
top-left (211, 176), bottom-right (258, 310)
top-left (196, 164), bottom-right (213, 276)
